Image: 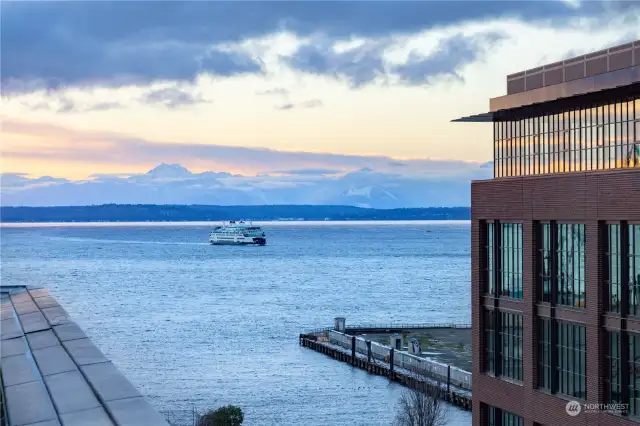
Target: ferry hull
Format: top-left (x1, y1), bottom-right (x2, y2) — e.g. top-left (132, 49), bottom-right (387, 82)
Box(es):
top-left (209, 238), bottom-right (266, 246)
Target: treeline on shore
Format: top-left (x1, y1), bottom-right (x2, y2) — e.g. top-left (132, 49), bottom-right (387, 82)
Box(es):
top-left (0, 204), bottom-right (470, 222)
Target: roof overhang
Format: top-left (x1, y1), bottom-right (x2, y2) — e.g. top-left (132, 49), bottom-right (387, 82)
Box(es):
top-left (451, 112), bottom-right (495, 123)
top-left (452, 81), bottom-right (640, 123)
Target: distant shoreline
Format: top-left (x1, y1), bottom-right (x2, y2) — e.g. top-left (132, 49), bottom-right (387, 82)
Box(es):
top-left (1, 219), bottom-right (472, 228)
top-left (0, 205), bottom-right (471, 223)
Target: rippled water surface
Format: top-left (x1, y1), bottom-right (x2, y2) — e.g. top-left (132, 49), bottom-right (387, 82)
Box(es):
top-left (1, 221), bottom-right (472, 425)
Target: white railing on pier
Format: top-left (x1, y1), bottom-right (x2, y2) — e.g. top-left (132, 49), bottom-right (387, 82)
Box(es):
top-left (345, 323), bottom-right (472, 330)
top-left (325, 330), bottom-right (472, 392)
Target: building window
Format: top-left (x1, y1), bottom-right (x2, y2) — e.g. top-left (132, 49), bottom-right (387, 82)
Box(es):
top-left (607, 224), bottom-right (622, 313)
top-left (500, 223), bottom-right (523, 299)
top-left (488, 405), bottom-right (497, 426)
top-left (557, 322), bottom-right (586, 399)
top-left (501, 410), bottom-right (524, 426)
top-left (500, 311), bottom-right (523, 381)
top-left (606, 331), bottom-right (622, 404)
top-left (630, 334), bottom-right (640, 417)
top-left (557, 223), bottom-right (586, 308)
top-left (484, 309), bottom-right (495, 374)
top-left (538, 222), bottom-right (552, 303)
top-left (538, 317), bottom-right (552, 390)
top-left (493, 97), bottom-right (640, 177)
top-left (486, 222), bottom-right (495, 295)
top-left (486, 405), bottom-right (524, 426)
top-left (631, 225), bottom-right (640, 316)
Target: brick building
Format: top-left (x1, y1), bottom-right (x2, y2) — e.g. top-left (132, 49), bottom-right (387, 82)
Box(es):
top-left (454, 41), bottom-right (640, 425)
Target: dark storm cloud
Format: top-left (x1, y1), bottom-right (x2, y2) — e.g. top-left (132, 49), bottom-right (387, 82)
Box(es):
top-left (1, 1), bottom-right (608, 94)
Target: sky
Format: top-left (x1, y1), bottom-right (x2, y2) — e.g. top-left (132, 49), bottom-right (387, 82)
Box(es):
top-left (2, 0), bottom-right (640, 182)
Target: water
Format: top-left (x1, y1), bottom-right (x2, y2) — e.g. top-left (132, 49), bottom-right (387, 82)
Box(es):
top-left (0, 221), bottom-right (472, 425)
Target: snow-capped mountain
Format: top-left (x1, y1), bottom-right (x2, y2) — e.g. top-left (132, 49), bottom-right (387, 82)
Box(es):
top-left (145, 163), bottom-right (193, 179)
top-left (1, 163), bottom-right (492, 207)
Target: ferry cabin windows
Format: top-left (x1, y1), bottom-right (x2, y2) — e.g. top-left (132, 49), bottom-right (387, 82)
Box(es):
top-left (493, 97), bottom-right (640, 178)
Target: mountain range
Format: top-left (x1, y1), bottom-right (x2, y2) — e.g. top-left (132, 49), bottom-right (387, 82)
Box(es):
top-left (1, 162), bottom-right (493, 208)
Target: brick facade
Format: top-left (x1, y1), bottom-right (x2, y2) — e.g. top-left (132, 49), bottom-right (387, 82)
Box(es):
top-left (471, 168), bottom-right (640, 425)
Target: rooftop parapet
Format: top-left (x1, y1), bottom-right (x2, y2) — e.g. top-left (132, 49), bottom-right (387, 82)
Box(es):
top-left (506, 40), bottom-right (640, 95)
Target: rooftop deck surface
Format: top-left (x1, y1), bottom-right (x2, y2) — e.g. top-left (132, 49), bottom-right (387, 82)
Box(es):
top-left (0, 285), bottom-right (169, 426)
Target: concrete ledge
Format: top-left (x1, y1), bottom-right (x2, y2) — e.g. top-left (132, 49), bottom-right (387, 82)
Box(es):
top-left (0, 285), bottom-right (169, 426)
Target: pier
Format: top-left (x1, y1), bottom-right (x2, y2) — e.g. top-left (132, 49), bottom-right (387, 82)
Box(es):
top-left (0, 285), bottom-right (169, 426)
top-left (299, 319), bottom-right (473, 412)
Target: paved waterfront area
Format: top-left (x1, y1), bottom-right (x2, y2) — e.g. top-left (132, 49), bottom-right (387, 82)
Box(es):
top-left (0, 285), bottom-right (169, 426)
top-left (358, 327), bottom-right (472, 372)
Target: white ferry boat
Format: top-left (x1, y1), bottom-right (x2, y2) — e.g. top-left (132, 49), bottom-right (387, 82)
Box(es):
top-left (209, 221), bottom-right (266, 245)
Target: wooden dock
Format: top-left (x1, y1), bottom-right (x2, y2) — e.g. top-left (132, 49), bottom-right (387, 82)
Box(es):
top-left (299, 334), bottom-right (472, 412)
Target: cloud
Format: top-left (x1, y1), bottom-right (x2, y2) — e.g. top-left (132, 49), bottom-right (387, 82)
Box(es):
top-left (89, 172), bottom-right (138, 179)
top-left (140, 87), bottom-right (208, 108)
top-left (1, 3), bottom-right (264, 94)
top-left (0, 1), bottom-right (617, 94)
top-left (21, 97), bottom-right (123, 113)
top-left (274, 103), bottom-right (294, 111)
top-left (2, 119), bottom-right (486, 178)
top-left (3, 1), bottom-right (640, 185)
top-left (301, 99), bottom-right (323, 108)
top-left (283, 37), bottom-right (389, 87)
top-left (273, 99), bottom-right (323, 110)
top-left (392, 32), bottom-right (505, 84)
top-left (256, 88), bottom-right (289, 96)
top-left (272, 168), bottom-right (341, 176)
top-left (86, 102), bottom-right (123, 112)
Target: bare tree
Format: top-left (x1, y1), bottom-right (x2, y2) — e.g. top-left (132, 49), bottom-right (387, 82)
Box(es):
top-left (393, 382), bottom-right (448, 426)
